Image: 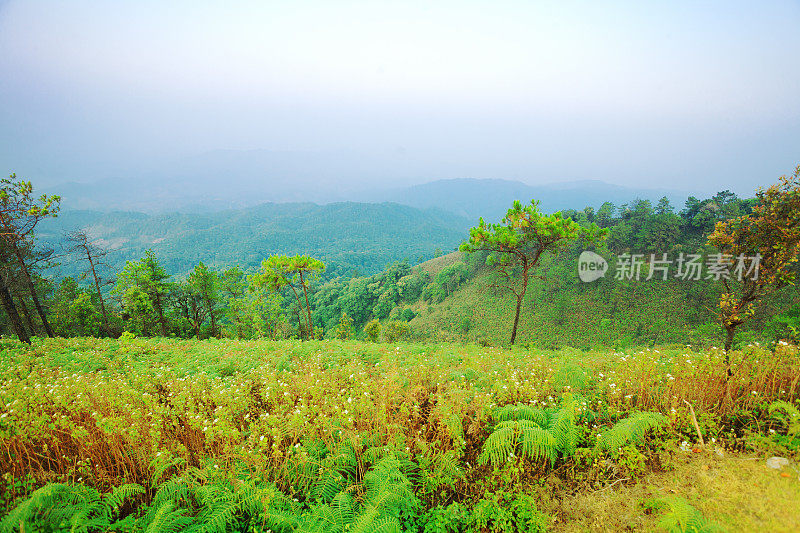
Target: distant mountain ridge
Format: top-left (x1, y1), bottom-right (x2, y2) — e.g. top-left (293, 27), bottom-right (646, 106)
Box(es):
top-left (47, 172), bottom-right (692, 222)
top-left (367, 178), bottom-right (691, 222)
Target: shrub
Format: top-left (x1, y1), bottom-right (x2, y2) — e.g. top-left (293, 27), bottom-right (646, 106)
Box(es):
top-left (335, 313), bottom-right (354, 340)
top-left (364, 320), bottom-right (381, 342)
top-left (385, 321), bottom-right (411, 343)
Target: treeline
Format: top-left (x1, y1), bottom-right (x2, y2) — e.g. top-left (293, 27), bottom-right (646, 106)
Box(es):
top-left (562, 190), bottom-right (753, 254)
top-left (2, 170), bottom-right (795, 346)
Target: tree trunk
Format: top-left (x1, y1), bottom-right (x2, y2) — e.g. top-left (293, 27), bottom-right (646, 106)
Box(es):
top-left (13, 245), bottom-right (53, 337)
top-left (87, 254), bottom-right (111, 337)
top-left (153, 293), bottom-right (168, 336)
top-left (288, 284), bottom-right (307, 340)
top-left (300, 272), bottom-right (315, 340)
top-left (0, 281), bottom-right (30, 344)
top-left (510, 295), bottom-right (523, 345)
top-left (509, 262), bottom-right (529, 345)
top-left (205, 296), bottom-right (218, 338)
top-left (723, 325), bottom-right (736, 379)
top-left (16, 296), bottom-right (37, 336)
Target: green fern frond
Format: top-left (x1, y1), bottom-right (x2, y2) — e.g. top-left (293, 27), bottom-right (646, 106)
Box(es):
top-left (150, 455), bottom-right (187, 487)
top-left (480, 419), bottom-right (558, 466)
top-left (1, 484), bottom-right (70, 533)
top-left (493, 403), bottom-right (549, 425)
top-left (142, 475), bottom-right (196, 527)
top-left (0, 482), bottom-right (144, 533)
top-left (769, 400), bottom-right (800, 436)
top-left (656, 496), bottom-right (723, 533)
top-left (363, 455), bottom-right (414, 506)
top-left (101, 483), bottom-right (145, 516)
top-left (548, 394), bottom-right (580, 458)
top-left (328, 492), bottom-right (355, 529)
top-left (349, 504), bottom-right (401, 533)
top-left (596, 411), bottom-right (667, 456)
top-left (553, 361), bottom-right (590, 391)
top-left (312, 466), bottom-right (349, 503)
top-left (143, 501), bottom-right (194, 533)
top-left (196, 498), bottom-right (240, 533)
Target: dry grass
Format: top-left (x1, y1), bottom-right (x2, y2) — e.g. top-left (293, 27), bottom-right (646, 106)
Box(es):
top-left (554, 446), bottom-right (800, 532)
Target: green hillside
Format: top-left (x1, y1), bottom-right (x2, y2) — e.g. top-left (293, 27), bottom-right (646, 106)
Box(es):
top-left (404, 250), bottom-right (798, 349)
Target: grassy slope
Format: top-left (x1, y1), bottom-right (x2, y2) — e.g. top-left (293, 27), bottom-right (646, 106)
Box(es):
top-left (408, 252), bottom-right (797, 349)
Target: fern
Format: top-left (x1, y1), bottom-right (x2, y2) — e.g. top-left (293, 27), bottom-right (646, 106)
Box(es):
top-left (548, 393), bottom-right (580, 458)
top-left (596, 411), bottom-right (667, 457)
top-left (769, 400), bottom-right (800, 436)
top-left (480, 420), bottom-right (558, 466)
top-left (362, 454), bottom-right (416, 506)
top-left (144, 501), bottom-right (194, 533)
top-left (493, 404), bottom-right (549, 425)
top-left (480, 394), bottom-right (580, 466)
top-left (311, 448), bottom-right (358, 503)
top-left (325, 492), bottom-right (356, 531)
top-left (0, 482), bottom-right (143, 533)
top-left (150, 455), bottom-right (187, 487)
top-left (656, 496), bottom-right (723, 533)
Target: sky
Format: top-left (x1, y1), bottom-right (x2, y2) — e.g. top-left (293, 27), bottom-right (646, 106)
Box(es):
top-left (1, 0), bottom-right (798, 197)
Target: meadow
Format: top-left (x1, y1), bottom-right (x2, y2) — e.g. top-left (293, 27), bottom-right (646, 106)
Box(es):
top-left (1, 337), bottom-right (798, 531)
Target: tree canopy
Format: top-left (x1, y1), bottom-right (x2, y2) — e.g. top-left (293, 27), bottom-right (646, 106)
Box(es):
top-left (461, 200), bottom-right (606, 344)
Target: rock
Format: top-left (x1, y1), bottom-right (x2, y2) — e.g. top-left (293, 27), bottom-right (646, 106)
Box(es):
top-left (766, 457), bottom-right (790, 470)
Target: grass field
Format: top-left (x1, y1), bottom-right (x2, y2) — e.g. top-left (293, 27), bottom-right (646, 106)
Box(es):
top-left (1, 337), bottom-right (798, 531)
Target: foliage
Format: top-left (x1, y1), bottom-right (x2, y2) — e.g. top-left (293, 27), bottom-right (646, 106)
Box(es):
top-left (769, 401), bottom-right (800, 437)
top-left (251, 255), bottom-right (325, 340)
top-left (41, 202), bottom-right (468, 281)
top-left (596, 411), bottom-right (668, 457)
top-left (334, 312), bottom-right (354, 340)
top-left (0, 482), bottom-right (143, 533)
top-left (480, 394), bottom-right (581, 466)
top-left (707, 166), bottom-right (800, 355)
top-left (649, 496), bottom-right (723, 533)
top-left (460, 200), bottom-right (606, 344)
top-left (0, 338), bottom-right (798, 530)
top-left (112, 249), bottom-right (172, 336)
top-left (364, 319), bottom-right (381, 342)
top-left (768, 400), bottom-right (800, 452)
top-left (50, 277), bottom-right (103, 337)
top-left (384, 320), bottom-right (411, 343)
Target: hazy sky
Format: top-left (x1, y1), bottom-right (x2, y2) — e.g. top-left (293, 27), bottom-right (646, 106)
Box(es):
top-left (1, 0), bottom-right (798, 195)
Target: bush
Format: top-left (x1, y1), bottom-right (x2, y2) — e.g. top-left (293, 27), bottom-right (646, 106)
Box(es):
top-left (364, 319), bottom-right (381, 342)
top-left (335, 313), bottom-right (354, 340)
top-left (385, 320), bottom-right (411, 343)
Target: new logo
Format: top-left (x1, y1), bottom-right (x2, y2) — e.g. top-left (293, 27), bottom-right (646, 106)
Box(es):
top-left (578, 251), bottom-right (608, 282)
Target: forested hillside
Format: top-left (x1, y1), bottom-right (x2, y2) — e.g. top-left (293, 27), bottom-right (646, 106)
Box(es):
top-left (4, 169), bottom-right (799, 352)
top-left (39, 202), bottom-right (471, 279)
top-left (301, 190), bottom-right (794, 347)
